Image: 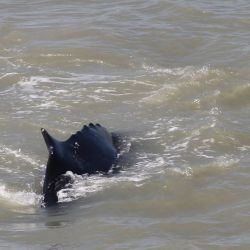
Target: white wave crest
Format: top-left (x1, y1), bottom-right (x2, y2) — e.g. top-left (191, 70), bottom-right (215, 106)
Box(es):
top-left (57, 155), bottom-right (167, 203)
top-left (0, 184), bottom-right (41, 207)
top-left (0, 144), bottom-right (40, 167)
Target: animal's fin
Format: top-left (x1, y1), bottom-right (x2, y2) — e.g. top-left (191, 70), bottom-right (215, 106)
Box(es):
top-left (41, 128), bottom-right (57, 153)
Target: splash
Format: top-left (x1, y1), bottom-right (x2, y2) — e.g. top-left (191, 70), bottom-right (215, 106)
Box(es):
top-left (56, 154), bottom-right (167, 203)
top-left (0, 184), bottom-right (41, 207)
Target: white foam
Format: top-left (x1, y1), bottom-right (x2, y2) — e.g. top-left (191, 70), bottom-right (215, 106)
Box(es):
top-left (70, 58), bottom-right (108, 66)
top-left (37, 100), bottom-right (58, 109)
top-left (142, 64), bottom-right (186, 75)
top-left (18, 76), bottom-right (52, 92)
top-left (40, 53), bottom-right (72, 57)
top-left (57, 172), bottom-right (118, 203)
top-left (214, 155), bottom-right (240, 168)
top-left (166, 166), bottom-right (193, 177)
top-left (95, 88), bottom-right (117, 93)
top-left (238, 145), bottom-right (250, 152)
top-left (168, 126), bottom-right (179, 132)
top-left (0, 72), bottom-right (18, 80)
top-left (57, 155), bottom-right (166, 203)
top-left (141, 64), bottom-right (218, 78)
top-left (171, 141), bottom-right (189, 151)
top-left (0, 184), bottom-right (41, 207)
top-left (87, 94), bottom-right (108, 102)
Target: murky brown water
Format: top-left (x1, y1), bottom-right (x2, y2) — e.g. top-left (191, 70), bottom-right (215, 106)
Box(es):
top-left (1, 1), bottom-right (250, 249)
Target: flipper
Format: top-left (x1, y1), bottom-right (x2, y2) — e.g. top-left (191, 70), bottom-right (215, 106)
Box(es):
top-left (41, 123), bottom-right (118, 206)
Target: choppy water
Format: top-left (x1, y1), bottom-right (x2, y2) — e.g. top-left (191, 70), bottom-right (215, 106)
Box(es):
top-left (1, 1), bottom-right (250, 249)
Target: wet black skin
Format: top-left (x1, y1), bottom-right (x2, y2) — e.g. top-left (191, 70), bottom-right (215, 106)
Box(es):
top-left (41, 123), bottom-right (118, 206)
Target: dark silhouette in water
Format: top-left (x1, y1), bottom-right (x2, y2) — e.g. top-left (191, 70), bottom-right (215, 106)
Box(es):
top-left (41, 123), bottom-right (119, 206)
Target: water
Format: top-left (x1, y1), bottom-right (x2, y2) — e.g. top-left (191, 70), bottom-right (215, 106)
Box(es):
top-left (1, 0), bottom-right (250, 249)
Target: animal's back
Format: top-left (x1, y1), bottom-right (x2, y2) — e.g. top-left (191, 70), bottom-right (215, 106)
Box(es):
top-left (42, 123), bottom-right (118, 205)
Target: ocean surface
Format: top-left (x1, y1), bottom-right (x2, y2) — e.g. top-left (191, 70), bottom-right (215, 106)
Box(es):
top-left (1, 1), bottom-right (250, 249)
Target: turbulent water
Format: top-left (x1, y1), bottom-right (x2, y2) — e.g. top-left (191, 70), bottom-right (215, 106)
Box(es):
top-left (1, 1), bottom-right (250, 249)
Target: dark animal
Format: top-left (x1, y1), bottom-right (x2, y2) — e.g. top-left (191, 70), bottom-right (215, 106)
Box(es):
top-left (41, 123), bottom-right (118, 206)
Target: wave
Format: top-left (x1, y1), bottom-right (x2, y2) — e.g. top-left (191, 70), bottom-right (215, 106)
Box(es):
top-left (0, 144), bottom-right (40, 168)
top-left (0, 184), bottom-right (41, 208)
top-left (140, 65), bottom-right (225, 110)
top-left (218, 83), bottom-right (250, 108)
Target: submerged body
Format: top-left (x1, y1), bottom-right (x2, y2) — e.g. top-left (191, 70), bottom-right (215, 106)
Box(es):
top-left (41, 123), bottom-right (118, 205)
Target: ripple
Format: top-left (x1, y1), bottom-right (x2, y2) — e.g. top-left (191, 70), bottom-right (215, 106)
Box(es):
top-left (0, 144), bottom-right (40, 167)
